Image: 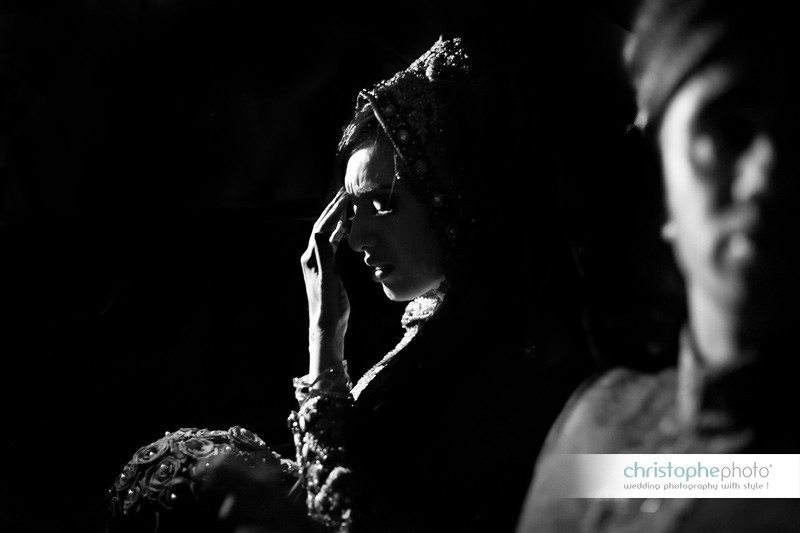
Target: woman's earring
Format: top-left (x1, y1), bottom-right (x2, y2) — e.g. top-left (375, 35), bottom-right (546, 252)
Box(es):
top-left (661, 220), bottom-right (677, 242)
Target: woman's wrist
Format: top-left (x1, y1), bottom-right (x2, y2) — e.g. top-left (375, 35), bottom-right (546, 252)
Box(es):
top-left (308, 325), bottom-right (346, 379)
top-left (293, 360), bottom-right (351, 404)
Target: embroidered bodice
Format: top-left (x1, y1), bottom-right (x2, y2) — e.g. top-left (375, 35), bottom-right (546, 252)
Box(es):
top-left (287, 291), bottom-right (444, 532)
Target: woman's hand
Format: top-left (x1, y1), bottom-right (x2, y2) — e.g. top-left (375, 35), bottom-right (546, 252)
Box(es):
top-left (301, 188), bottom-right (351, 379)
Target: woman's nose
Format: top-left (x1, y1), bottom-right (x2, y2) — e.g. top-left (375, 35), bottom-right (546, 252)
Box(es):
top-left (732, 133), bottom-right (778, 202)
top-left (347, 213), bottom-right (377, 252)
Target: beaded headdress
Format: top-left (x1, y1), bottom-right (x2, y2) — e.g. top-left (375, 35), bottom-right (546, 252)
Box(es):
top-left (343, 37), bottom-right (486, 278)
top-left (107, 426), bottom-right (287, 531)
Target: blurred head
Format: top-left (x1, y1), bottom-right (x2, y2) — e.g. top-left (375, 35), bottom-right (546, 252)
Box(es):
top-left (627, 0), bottom-right (800, 311)
top-left (342, 111), bottom-right (445, 301)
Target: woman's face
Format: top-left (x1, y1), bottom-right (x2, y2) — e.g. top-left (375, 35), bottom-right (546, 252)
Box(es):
top-left (344, 140), bottom-right (445, 301)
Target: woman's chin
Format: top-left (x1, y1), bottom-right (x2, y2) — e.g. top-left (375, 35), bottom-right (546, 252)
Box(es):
top-left (381, 277), bottom-right (445, 302)
top-left (382, 284), bottom-right (412, 302)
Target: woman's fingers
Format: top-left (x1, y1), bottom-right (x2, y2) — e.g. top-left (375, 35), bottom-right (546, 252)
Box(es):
top-left (313, 231), bottom-right (334, 278)
top-left (312, 188), bottom-right (347, 233)
top-left (303, 188), bottom-right (349, 274)
top-left (300, 244), bottom-right (316, 272)
top-left (329, 209), bottom-right (348, 252)
top-left (315, 187), bottom-right (345, 224)
top-left (314, 191), bottom-right (349, 237)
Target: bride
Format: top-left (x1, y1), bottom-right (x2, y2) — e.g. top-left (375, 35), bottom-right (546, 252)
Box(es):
top-left (293, 36), bottom-right (593, 532)
top-left (108, 36), bottom-right (593, 533)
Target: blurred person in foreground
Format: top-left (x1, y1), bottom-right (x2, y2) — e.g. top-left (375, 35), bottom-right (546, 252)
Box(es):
top-left (517, 0), bottom-right (800, 531)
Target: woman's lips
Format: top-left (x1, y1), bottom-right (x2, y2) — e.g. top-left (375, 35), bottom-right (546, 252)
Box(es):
top-left (371, 264), bottom-right (395, 282)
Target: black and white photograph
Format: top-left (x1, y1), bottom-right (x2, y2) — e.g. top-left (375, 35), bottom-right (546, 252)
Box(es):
top-left (1, 1), bottom-right (798, 531)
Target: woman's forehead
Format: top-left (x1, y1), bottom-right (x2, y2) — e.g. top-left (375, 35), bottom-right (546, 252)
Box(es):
top-left (344, 143), bottom-right (395, 196)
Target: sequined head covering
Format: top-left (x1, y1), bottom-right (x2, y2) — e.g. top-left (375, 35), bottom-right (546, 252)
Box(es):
top-left (341, 37), bottom-right (487, 279)
top-left (625, 0), bottom-right (788, 130)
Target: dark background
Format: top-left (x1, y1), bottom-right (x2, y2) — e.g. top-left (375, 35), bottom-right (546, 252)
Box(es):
top-left (0, 1), bottom-right (681, 531)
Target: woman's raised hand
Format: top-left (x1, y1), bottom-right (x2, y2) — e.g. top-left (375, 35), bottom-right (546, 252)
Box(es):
top-left (301, 188), bottom-right (351, 378)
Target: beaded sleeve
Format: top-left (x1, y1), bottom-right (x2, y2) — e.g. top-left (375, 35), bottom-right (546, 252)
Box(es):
top-left (288, 361), bottom-right (355, 532)
top-left (287, 292), bottom-right (442, 531)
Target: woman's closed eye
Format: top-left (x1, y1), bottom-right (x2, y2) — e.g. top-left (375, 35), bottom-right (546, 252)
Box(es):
top-left (372, 197), bottom-right (395, 216)
top-left (349, 193), bottom-right (396, 219)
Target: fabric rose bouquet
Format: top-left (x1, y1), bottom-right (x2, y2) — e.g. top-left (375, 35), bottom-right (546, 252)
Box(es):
top-left (107, 426), bottom-right (294, 532)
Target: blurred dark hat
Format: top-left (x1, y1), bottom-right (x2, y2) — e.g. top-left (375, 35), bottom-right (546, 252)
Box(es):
top-left (625, 0), bottom-right (793, 130)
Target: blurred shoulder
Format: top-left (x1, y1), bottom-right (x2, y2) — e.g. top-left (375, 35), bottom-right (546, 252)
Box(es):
top-left (543, 366), bottom-right (677, 454)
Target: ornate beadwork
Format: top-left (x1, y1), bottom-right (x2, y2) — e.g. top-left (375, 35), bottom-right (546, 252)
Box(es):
top-left (350, 328), bottom-right (416, 401)
top-left (289, 363), bottom-right (355, 532)
top-left (108, 427), bottom-right (286, 524)
top-left (292, 36), bottom-right (475, 530)
top-left (352, 289), bottom-right (445, 399)
top-left (289, 289), bottom-right (445, 531)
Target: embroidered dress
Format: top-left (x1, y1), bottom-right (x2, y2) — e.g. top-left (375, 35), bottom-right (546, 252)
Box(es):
top-left (109, 34), bottom-right (594, 533)
top-left (285, 34), bottom-right (594, 530)
top-left (288, 292), bottom-right (444, 532)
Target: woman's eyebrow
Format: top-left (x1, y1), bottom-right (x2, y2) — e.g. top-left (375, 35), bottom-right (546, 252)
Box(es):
top-left (349, 184), bottom-right (394, 197)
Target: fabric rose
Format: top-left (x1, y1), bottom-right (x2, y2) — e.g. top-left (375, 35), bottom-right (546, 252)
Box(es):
top-left (131, 438), bottom-right (169, 466)
top-left (155, 478), bottom-right (195, 511)
top-left (109, 426), bottom-right (283, 528)
top-left (122, 485), bottom-right (143, 515)
top-left (228, 426), bottom-right (266, 450)
top-left (196, 429), bottom-right (229, 443)
top-left (113, 464), bottom-right (138, 493)
top-left (143, 455), bottom-right (183, 497)
top-left (180, 437), bottom-right (215, 459)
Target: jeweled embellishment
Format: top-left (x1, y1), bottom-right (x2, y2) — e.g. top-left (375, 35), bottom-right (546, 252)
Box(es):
top-left (352, 37), bottom-right (479, 280)
top-left (351, 290), bottom-right (445, 399)
top-left (108, 426), bottom-right (279, 523)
